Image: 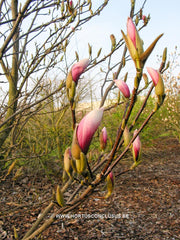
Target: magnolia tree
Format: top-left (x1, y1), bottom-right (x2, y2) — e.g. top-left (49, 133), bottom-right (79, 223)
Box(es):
top-left (1, 0), bottom-right (169, 239)
top-left (0, 0), bottom-right (108, 153)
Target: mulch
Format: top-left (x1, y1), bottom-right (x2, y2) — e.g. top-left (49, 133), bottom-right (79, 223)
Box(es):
top-left (0, 137), bottom-right (179, 239)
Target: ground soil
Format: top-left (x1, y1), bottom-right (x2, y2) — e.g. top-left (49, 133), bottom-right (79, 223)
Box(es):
top-left (0, 136), bottom-right (180, 240)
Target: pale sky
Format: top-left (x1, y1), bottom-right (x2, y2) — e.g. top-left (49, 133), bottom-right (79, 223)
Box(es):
top-left (69, 0), bottom-right (180, 100)
top-left (73, 0), bottom-right (180, 66)
top-left (1, 1), bottom-right (179, 101)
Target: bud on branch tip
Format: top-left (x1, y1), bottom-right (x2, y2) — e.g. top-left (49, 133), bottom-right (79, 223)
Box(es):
top-left (71, 58), bottom-right (90, 84)
top-left (114, 79), bottom-right (130, 98)
top-left (146, 67), bottom-right (159, 86)
top-left (132, 129), bottom-right (141, 162)
top-left (147, 67), bottom-right (165, 96)
top-left (105, 171), bottom-right (115, 199)
top-left (122, 17), bottom-right (163, 69)
top-left (64, 147), bottom-right (73, 178)
top-left (100, 127), bottom-right (107, 150)
top-left (76, 108), bottom-right (104, 154)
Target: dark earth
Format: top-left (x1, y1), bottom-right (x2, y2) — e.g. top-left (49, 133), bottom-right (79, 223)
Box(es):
top-left (0, 136), bottom-right (180, 240)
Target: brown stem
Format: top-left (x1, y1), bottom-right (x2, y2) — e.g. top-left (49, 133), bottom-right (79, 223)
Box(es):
top-left (67, 184), bottom-right (83, 203)
top-left (86, 159), bottom-right (94, 179)
top-left (129, 84), bottom-right (154, 132)
top-left (101, 85), bottom-right (138, 175)
top-left (115, 168), bottom-right (130, 178)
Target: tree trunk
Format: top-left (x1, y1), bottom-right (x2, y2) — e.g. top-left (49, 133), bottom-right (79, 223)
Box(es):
top-left (0, 0), bottom-right (19, 148)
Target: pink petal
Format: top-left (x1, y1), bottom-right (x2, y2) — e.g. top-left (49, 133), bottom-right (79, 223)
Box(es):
top-left (71, 58), bottom-right (90, 83)
top-left (114, 79), bottom-right (130, 98)
top-left (77, 108), bottom-right (104, 154)
top-left (127, 17), bottom-right (136, 48)
top-left (147, 67), bottom-right (159, 86)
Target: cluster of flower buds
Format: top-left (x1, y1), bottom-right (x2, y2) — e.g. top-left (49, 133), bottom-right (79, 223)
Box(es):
top-left (121, 17), bottom-right (163, 71)
top-left (66, 59), bottom-right (90, 103)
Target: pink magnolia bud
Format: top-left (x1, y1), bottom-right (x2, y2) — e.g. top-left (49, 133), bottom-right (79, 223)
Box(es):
top-left (77, 108), bottom-right (104, 154)
top-left (146, 67), bottom-right (159, 86)
top-left (114, 79), bottom-right (130, 98)
top-left (71, 58), bottom-right (90, 84)
top-left (142, 15), bottom-right (146, 21)
top-left (127, 17), bottom-right (136, 48)
top-left (147, 67), bottom-right (165, 96)
top-left (108, 171), bottom-right (114, 187)
top-left (122, 18), bottom-right (163, 69)
top-left (122, 17), bottom-right (144, 67)
top-left (69, 0), bottom-right (73, 7)
top-left (132, 129), bottom-right (141, 162)
top-left (100, 127), bottom-right (107, 150)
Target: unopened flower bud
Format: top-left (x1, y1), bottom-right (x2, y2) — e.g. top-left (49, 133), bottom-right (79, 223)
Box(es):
top-left (143, 73), bottom-right (149, 87)
top-left (135, 15), bottom-right (139, 25)
top-left (123, 126), bottom-right (131, 147)
top-left (76, 108), bottom-right (104, 154)
top-left (61, 0), bottom-right (64, 14)
top-left (142, 15), bottom-right (145, 21)
top-left (71, 125), bottom-right (82, 160)
top-left (68, 0), bottom-right (74, 13)
top-left (76, 152), bottom-right (87, 174)
top-left (88, 43), bottom-right (92, 56)
top-left (68, 80), bottom-right (76, 102)
top-left (66, 59), bottom-right (90, 102)
top-left (71, 58), bottom-right (90, 84)
top-left (100, 127), bottom-right (107, 150)
top-left (162, 47), bottom-right (167, 64)
top-left (147, 67), bottom-right (165, 96)
top-left (64, 147), bottom-right (73, 178)
top-left (122, 17), bottom-right (163, 69)
top-left (69, 0), bottom-right (73, 7)
top-left (114, 79), bottom-right (130, 98)
top-left (56, 185), bottom-right (65, 207)
top-left (105, 171), bottom-right (115, 199)
top-left (132, 129), bottom-right (141, 162)
top-left (110, 34), bottom-right (116, 51)
top-left (97, 48), bottom-right (102, 58)
top-left (147, 67), bottom-right (159, 86)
